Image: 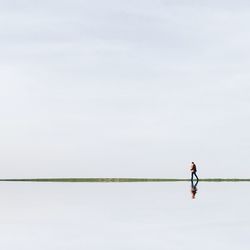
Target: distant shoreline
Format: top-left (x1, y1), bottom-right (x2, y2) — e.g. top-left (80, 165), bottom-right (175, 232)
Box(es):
top-left (0, 178), bottom-right (250, 182)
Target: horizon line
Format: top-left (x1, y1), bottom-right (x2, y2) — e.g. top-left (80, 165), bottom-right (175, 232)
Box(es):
top-left (0, 178), bottom-right (250, 182)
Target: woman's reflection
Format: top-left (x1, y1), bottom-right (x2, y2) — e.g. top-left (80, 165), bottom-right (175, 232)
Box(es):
top-left (191, 179), bottom-right (199, 199)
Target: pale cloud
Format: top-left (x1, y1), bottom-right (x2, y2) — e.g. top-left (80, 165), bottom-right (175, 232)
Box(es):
top-left (0, 0), bottom-right (250, 178)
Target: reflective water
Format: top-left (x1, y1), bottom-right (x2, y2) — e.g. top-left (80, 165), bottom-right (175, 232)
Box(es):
top-left (0, 182), bottom-right (249, 249)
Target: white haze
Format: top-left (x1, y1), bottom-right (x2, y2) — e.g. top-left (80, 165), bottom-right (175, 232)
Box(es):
top-left (1, 0), bottom-right (250, 178)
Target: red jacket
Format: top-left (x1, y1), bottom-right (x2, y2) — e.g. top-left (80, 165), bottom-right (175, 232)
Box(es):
top-left (191, 164), bottom-right (197, 172)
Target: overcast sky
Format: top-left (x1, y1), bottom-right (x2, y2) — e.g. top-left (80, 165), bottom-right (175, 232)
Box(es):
top-left (1, 0), bottom-right (250, 178)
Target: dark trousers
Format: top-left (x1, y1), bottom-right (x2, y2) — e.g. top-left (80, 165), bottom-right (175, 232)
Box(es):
top-left (191, 171), bottom-right (199, 181)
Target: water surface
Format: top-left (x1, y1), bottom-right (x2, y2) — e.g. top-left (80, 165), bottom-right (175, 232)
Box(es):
top-left (0, 182), bottom-right (249, 249)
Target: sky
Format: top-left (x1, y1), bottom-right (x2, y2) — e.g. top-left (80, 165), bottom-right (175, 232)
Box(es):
top-left (1, 0), bottom-right (250, 178)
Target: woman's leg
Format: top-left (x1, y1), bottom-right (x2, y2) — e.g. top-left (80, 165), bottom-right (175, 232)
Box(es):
top-left (194, 172), bottom-right (199, 181)
top-left (191, 172), bottom-right (194, 181)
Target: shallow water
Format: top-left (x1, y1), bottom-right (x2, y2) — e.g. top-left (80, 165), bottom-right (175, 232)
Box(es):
top-left (0, 182), bottom-right (249, 249)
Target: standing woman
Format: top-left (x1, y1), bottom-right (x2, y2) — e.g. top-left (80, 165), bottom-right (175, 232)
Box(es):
top-left (190, 162), bottom-right (199, 181)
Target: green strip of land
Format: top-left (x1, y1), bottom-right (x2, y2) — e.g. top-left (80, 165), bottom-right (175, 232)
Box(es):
top-left (0, 178), bottom-right (250, 182)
